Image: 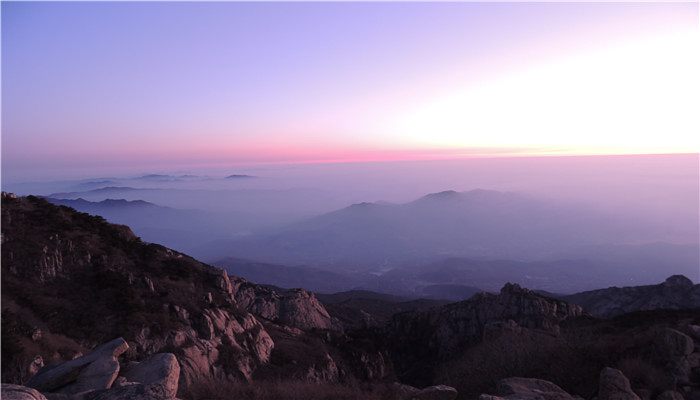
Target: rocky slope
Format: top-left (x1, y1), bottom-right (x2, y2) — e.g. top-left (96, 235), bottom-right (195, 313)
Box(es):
top-left (0, 194), bottom-right (376, 397)
top-left (564, 275), bottom-right (700, 317)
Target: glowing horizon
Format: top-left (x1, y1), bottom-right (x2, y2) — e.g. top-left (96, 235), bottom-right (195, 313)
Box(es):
top-left (2, 2), bottom-right (699, 181)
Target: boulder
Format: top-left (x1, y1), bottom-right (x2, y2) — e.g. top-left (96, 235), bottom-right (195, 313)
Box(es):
top-left (411, 385), bottom-right (458, 400)
top-left (26, 338), bottom-right (128, 392)
top-left (598, 368), bottom-right (641, 400)
top-left (120, 353), bottom-right (180, 398)
top-left (393, 382), bottom-right (421, 399)
top-left (58, 355), bottom-right (120, 395)
top-left (656, 329), bottom-right (695, 358)
top-left (687, 325), bottom-right (700, 341)
top-left (494, 377), bottom-right (574, 400)
top-left (0, 384), bottom-right (48, 400)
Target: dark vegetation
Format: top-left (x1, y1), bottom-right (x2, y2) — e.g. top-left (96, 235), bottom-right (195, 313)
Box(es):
top-left (188, 376), bottom-right (400, 400)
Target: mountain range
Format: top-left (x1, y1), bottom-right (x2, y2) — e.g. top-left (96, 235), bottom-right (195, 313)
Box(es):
top-left (2, 193), bottom-right (700, 400)
top-left (196, 189), bottom-right (678, 268)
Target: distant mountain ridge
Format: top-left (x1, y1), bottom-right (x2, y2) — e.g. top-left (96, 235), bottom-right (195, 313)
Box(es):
top-left (46, 197), bottom-right (160, 210)
top-left (42, 196), bottom-right (234, 254)
top-left (198, 189), bottom-right (668, 269)
top-left (49, 186), bottom-right (144, 198)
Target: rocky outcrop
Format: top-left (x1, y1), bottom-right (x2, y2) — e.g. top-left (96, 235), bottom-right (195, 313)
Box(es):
top-left (564, 276), bottom-right (700, 318)
top-left (598, 367), bottom-right (641, 400)
top-left (0, 384), bottom-right (48, 400)
top-left (479, 377), bottom-right (575, 400)
top-left (230, 277), bottom-right (333, 330)
top-left (121, 353), bottom-right (180, 398)
top-left (27, 338), bottom-right (128, 394)
top-left (388, 283), bottom-right (584, 377)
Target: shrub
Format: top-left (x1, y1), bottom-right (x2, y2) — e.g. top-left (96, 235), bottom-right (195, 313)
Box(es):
top-left (186, 375), bottom-right (401, 400)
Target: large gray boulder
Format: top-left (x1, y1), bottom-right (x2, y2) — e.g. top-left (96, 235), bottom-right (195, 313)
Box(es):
top-left (0, 384), bottom-right (48, 400)
top-left (411, 385), bottom-right (458, 400)
top-left (598, 367), bottom-right (641, 400)
top-left (120, 353), bottom-right (180, 398)
top-left (656, 329), bottom-right (694, 358)
top-left (26, 338), bottom-right (128, 393)
top-left (491, 377), bottom-right (575, 400)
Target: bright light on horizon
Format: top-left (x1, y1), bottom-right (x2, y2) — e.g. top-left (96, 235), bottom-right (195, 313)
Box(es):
top-left (382, 29), bottom-right (700, 156)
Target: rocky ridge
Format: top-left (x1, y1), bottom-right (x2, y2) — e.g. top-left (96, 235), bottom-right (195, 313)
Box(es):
top-left (564, 275), bottom-right (700, 318)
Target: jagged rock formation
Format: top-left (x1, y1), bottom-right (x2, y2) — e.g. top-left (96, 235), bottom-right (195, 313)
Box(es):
top-left (564, 276), bottom-right (700, 318)
top-left (387, 282), bottom-right (584, 384)
top-left (230, 278), bottom-right (333, 330)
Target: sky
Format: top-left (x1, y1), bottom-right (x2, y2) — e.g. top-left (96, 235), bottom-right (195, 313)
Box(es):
top-left (2, 2), bottom-right (699, 182)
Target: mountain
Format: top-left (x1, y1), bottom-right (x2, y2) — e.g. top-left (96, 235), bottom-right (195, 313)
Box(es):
top-left (43, 197), bottom-right (234, 254)
top-left (226, 174), bottom-right (255, 179)
top-left (49, 186), bottom-right (143, 198)
top-left (0, 194), bottom-right (390, 397)
top-left (563, 275), bottom-right (700, 317)
top-left (4, 193), bottom-right (700, 400)
top-left (202, 189), bottom-right (657, 269)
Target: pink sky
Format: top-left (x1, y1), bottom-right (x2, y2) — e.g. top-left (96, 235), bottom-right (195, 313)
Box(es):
top-left (2, 2), bottom-right (698, 182)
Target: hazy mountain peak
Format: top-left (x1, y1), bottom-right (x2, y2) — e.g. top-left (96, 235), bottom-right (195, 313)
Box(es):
top-left (419, 190), bottom-right (462, 201)
top-left (225, 174), bottom-right (255, 179)
top-left (663, 274), bottom-right (694, 287)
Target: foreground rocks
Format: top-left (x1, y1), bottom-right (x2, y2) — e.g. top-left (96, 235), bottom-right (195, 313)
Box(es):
top-left (597, 368), bottom-right (640, 400)
top-left (14, 338), bottom-right (181, 400)
top-left (480, 377), bottom-right (575, 400)
top-left (0, 384), bottom-right (48, 400)
top-left (479, 368), bottom-right (647, 400)
top-left (27, 338), bottom-right (128, 394)
top-left (394, 383), bottom-right (458, 400)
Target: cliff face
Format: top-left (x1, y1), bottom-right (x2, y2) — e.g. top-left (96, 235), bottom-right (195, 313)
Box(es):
top-left (564, 275), bottom-right (700, 318)
top-left (0, 194), bottom-right (350, 395)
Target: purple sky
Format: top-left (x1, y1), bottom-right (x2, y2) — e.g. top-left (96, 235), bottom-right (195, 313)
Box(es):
top-left (2, 2), bottom-right (698, 182)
